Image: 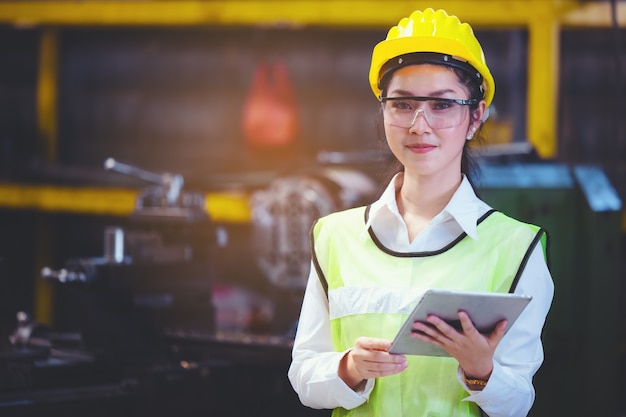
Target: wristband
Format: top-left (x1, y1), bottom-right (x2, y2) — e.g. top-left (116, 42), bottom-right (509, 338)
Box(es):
top-left (464, 374), bottom-right (488, 388)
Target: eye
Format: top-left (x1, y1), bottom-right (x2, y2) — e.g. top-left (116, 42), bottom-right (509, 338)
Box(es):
top-left (430, 100), bottom-right (456, 112)
top-left (390, 100), bottom-right (414, 112)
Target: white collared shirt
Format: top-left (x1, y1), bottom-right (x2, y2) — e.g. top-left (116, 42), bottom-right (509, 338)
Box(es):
top-left (288, 174), bottom-right (554, 417)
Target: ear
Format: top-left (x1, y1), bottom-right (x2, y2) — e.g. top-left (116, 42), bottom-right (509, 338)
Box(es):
top-left (470, 100), bottom-right (488, 131)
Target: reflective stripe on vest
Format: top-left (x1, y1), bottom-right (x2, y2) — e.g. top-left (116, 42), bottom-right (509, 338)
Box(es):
top-left (311, 207), bottom-right (546, 417)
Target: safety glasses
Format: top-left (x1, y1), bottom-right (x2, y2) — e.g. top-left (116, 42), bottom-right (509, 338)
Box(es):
top-left (380, 96), bottom-right (478, 129)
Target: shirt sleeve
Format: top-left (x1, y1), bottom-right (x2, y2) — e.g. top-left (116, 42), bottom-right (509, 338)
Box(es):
top-left (460, 244), bottom-right (555, 417)
top-left (287, 262), bottom-right (375, 410)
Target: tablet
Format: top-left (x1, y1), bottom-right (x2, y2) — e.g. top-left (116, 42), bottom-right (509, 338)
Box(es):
top-left (388, 289), bottom-right (532, 357)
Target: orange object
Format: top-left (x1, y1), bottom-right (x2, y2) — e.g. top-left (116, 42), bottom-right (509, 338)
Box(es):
top-left (242, 60), bottom-right (299, 148)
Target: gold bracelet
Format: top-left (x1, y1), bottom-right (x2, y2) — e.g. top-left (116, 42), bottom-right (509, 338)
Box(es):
top-left (464, 374), bottom-right (488, 387)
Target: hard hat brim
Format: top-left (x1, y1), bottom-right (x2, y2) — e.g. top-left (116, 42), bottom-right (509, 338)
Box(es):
top-left (369, 36), bottom-right (495, 106)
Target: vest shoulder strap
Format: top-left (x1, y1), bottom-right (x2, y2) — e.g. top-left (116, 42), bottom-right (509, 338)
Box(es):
top-left (309, 217), bottom-right (328, 296)
top-left (508, 226), bottom-right (551, 293)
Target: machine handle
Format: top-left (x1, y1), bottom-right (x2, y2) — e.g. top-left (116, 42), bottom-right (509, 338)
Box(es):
top-left (104, 158), bottom-right (165, 185)
top-left (104, 158), bottom-right (184, 205)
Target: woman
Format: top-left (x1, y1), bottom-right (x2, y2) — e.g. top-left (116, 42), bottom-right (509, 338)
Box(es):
top-left (288, 8), bottom-right (554, 417)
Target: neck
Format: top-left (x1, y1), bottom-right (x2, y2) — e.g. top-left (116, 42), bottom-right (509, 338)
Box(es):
top-left (396, 172), bottom-right (462, 239)
top-left (396, 169), bottom-right (462, 211)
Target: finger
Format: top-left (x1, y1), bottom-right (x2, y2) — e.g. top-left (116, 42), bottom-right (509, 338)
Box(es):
top-left (355, 337), bottom-right (392, 352)
top-left (369, 349), bottom-right (408, 364)
top-left (371, 364), bottom-right (408, 376)
top-left (365, 349), bottom-right (407, 365)
top-left (411, 320), bottom-right (438, 338)
top-left (425, 315), bottom-right (458, 339)
top-left (457, 311), bottom-right (480, 336)
top-left (495, 319), bottom-right (508, 333)
top-left (364, 358), bottom-right (408, 376)
top-left (365, 359), bottom-right (407, 372)
top-left (411, 320), bottom-right (449, 347)
top-left (487, 319), bottom-right (508, 342)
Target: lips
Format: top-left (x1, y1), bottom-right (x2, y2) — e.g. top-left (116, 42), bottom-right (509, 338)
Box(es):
top-left (407, 143), bottom-right (437, 154)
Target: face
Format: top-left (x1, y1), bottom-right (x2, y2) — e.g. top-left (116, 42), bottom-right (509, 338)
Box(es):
top-left (382, 64), bottom-right (485, 181)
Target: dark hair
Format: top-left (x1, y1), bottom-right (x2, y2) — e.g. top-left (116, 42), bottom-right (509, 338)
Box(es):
top-left (376, 61), bottom-right (485, 192)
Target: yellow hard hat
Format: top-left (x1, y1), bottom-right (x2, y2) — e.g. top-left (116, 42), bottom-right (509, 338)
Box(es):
top-left (369, 8), bottom-right (495, 107)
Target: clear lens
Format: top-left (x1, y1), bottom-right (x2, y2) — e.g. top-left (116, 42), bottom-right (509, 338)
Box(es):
top-left (382, 97), bottom-right (472, 129)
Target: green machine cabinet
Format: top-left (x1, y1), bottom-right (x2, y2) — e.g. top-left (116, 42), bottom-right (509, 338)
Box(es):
top-left (477, 163), bottom-right (622, 417)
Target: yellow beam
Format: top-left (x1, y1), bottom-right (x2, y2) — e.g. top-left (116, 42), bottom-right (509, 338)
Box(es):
top-left (34, 216), bottom-right (55, 326)
top-left (0, 184), bottom-right (136, 215)
top-left (34, 30), bottom-right (59, 326)
top-left (0, 184), bottom-right (252, 222)
top-left (0, 1), bottom-right (581, 28)
top-left (36, 28), bottom-right (58, 163)
top-left (527, 19), bottom-right (559, 159)
top-left (562, 2), bottom-right (626, 27)
top-left (205, 191), bottom-right (252, 223)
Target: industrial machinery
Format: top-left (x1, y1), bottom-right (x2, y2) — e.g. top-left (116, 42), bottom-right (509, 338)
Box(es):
top-left (0, 159), bottom-right (327, 417)
top-left (38, 158), bottom-right (216, 354)
top-left (250, 158), bottom-right (379, 290)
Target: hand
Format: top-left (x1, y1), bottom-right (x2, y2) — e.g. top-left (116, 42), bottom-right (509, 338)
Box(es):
top-left (338, 337), bottom-right (408, 390)
top-left (411, 311), bottom-right (507, 380)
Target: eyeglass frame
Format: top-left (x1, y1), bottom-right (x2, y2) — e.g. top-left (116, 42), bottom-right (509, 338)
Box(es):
top-left (379, 95), bottom-right (480, 129)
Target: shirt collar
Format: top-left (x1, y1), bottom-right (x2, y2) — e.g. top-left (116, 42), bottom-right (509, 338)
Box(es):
top-left (364, 173), bottom-right (402, 236)
top-left (443, 176), bottom-right (481, 240)
top-left (364, 173), bottom-right (482, 240)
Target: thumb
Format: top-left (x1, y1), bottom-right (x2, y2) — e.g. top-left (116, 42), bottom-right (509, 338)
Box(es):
top-left (488, 320), bottom-right (508, 343)
top-left (355, 337), bottom-right (392, 352)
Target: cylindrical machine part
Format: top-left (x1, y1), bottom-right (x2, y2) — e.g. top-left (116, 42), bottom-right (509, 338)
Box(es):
top-left (250, 168), bottom-right (376, 289)
top-left (104, 226), bottom-right (125, 264)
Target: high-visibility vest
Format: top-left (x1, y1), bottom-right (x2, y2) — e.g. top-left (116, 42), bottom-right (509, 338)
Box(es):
top-left (311, 207), bottom-right (548, 417)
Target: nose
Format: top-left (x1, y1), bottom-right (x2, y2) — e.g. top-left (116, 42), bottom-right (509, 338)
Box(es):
top-left (408, 108), bottom-right (431, 133)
